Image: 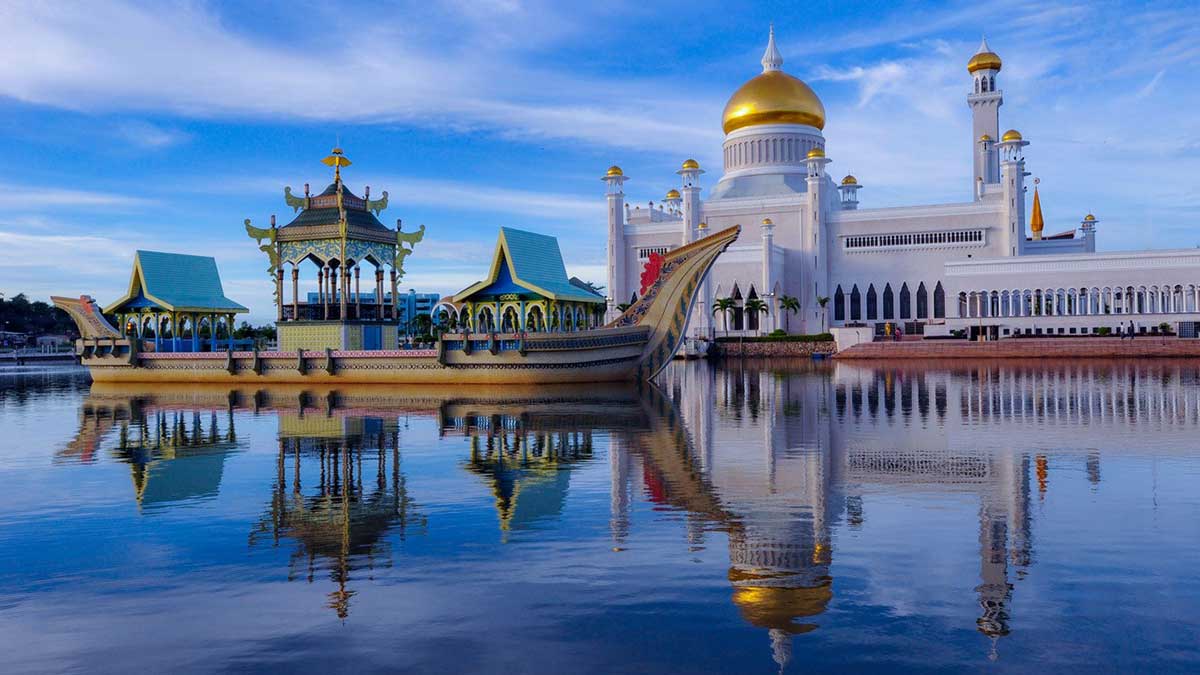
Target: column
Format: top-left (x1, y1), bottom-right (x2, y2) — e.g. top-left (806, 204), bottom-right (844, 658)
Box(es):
top-left (339, 265), bottom-right (349, 321)
top-left (276, 268), bottom-right (284, 321)
top-left (390, 269), bottom-right (399, 322)
top-left (227, 314), bottom-right (235, 350)
top-left (354, 266), bottom-right (361, 320)
top-left (291, 265), bottom-right (299, 320)
top-left (375, 269), bottom-right (384, 319)
top-left (153, 313), bottom-right (161, 352)
top-left (191, 313), bottom-right (200, 352)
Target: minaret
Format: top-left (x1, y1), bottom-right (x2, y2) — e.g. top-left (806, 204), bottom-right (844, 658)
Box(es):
top-left (678, 159), bottom-right (708, 336)
top-left (967, 37), bottom-right (1003, 197)
top-left (678, 159), bottom-right (704, 245)
top-left (603, 166), bottom-right (628, 321)
top-left (805, 147), bottom-right (831, 331)
top-left (998, 129), bottom-right (1029, 256)
top-left (1080, 213), bottom-right (1098, 252)
top-left (1029, 180), bottom-right (1044, 241)
top-left (761, 218), bottom-right (776, 333)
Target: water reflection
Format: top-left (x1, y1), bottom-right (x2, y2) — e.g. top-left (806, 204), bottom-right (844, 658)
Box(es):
top-left (61, 389), bottom-right (241, 508)
top-left (15, 360), bottom-right (1200, 671)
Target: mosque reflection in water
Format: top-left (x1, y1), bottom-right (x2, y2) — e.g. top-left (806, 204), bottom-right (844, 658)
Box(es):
top-left (59, 359), bottom-right (1200, 666)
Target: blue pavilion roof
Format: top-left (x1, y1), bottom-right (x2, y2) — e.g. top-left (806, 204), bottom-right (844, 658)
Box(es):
top-left (453, 228), bottom-right (604, 304)
top-left (104, 250), bottom-right (249, 314)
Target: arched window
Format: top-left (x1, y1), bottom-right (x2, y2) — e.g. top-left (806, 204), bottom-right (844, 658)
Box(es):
top-left (916, 282), bottom-right (929, 319)
top-left (747, 287), bottom-right (760, 331)
top-left (850, 285), bottom-right (862, 321)
top-left (731, 285), bottom-right (744, 331)
top-left (866, 284), bottom-right (878, 320)
top-left (834, 285), bottom-right (846, 322)
top-left (883, 283), bottom-right (895, 320)
top-left (934, 281), bottom-right (946, 318)
top-left (899, 283), bottom-right (912, 320)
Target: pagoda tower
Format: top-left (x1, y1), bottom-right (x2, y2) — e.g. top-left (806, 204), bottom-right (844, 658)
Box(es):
top-left (246, 148), bottom-right (425, 351)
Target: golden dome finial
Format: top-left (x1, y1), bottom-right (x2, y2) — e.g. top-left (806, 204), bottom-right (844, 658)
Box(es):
top-left (665, 188), bottom-right (681, 201)
top-left (605, 165), bottom-right (624, 177)
top-left (967, 36), bottom-right (1002, 74)
top-left (1084, 213), bottom-right (1096, 221)
top-left (681, 158), bottom-right (700, 170)
top-left (762, 24), bottom-right (783, 73)
top-left (1001, 129), bottom-right (1022, 142)
top-left (806, 147), bottom-right (825, 159)
top-left (841, 174), bottom-right (857, 185)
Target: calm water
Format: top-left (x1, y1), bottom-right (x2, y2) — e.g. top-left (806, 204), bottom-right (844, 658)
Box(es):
top-left (1, 360), bottom-right (1199, 673)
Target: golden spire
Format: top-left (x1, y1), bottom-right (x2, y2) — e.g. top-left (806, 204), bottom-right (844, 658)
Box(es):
top-left (321, 147), bottom-right (352, 183)
top-left (1030, 179), bottom-right (1044, 240)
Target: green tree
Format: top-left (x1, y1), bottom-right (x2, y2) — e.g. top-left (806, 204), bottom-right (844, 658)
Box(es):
top-left (743, 297), bottom-right (770, 334)
top-left (816, 295), bottom-right (830, 331)
top-left (777, 295), bottom-right (800, 333)
top-left (712, 297), bottom-right (736, 336)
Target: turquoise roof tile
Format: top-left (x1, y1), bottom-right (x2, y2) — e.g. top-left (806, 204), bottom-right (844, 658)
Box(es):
top-left (105, 250), bottom-right (248, 314)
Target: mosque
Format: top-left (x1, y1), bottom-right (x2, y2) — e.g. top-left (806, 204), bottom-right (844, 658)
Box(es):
top-left (605, 30), bottom-right (1200, 339)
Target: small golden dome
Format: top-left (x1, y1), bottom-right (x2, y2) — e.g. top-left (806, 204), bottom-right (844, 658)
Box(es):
top-left (841, 174), bottom-right (857, 185)
top-left (605, 165), bottom-right (623, 177)
top-left (698, 221), bottom-right (708, 230)
top-left (681, 158), bottom-right (700, 170)
top-left (979, 134), bottom-right (992, 142)
top-left (1001, 129), bottom-right (1022, 142)
top-left (762, 218), bottom-right (773, 225)
top-left (1084, 213), bottom-right (1096, 221)
top-left (967, 51), bottom-right (1002, 74)
top-left (806, 147), bottom-right (825, 159)
top-left (722, 71), bottom-right (826, 134)
top-left (665, 189), bottom-right (681, 200)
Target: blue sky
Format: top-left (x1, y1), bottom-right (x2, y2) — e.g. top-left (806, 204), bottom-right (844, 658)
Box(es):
top-left (1, 0), bottom-right (1197, 323)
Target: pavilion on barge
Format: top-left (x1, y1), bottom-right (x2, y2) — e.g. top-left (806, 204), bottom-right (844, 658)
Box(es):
top-left (246, 148), bottom-right (424, 351)
top-left (443, 227), bottom-right (605, 333)
top-left (104, 250), bottom-right (248, 352)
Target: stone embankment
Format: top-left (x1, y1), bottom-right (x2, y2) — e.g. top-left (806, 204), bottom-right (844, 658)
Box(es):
top-left (835, 337), bottom-right (1200, 359)
top-left (711, 340), bottom-right (836, 358)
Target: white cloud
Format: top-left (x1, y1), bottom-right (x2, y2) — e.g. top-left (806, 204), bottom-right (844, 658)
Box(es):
top-left (0, 184), bottom-right (153, 209)
top-left (0, 0), bottom-right (716, 156)
top-left (115, 120), bottom-right (190, 149)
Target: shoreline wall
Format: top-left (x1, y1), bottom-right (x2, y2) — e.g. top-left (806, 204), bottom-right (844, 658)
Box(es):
top-left (834, 337), bottom-right (1200, 359)
top-left (711, 340), bottom-right (837, 358)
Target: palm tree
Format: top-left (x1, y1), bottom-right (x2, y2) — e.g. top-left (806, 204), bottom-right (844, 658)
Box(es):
top-left (743, 297), bottom-right (769, 335)
top-left (778, 295), bottom-right (800, 333)
top-left (816, 295), bottom-right (830, 331)
top-left (711, 297), bottom-right (736, 336)
top-left (616, 303), bottom-right (633, 313)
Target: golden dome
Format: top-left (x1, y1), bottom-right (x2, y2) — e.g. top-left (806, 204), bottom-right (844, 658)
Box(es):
top-left (1084, 213), bottom-right (1096, 221)
top-left (762, 218), bottom-right (773, 225)
top-left (841, 174), bottom-right (857, 185)
top-left (605, 165), bottom-right (623, 177)
top-left (967, 37), bottom-right (1002, 74)
top-left (698, 221), bottom-right (708, 230)
top-left (681, 158), bottom-right (700, 170)
top-left (722, 71), bottom-right (826, 134)
top-left (664, 189), bottom-right (681, 200)
top-left (979, 134), bottom-right (992, 142)
top-left (967, 51), bottom-right (1002, 74)
top-left (1001, 129), bottom-right (1022, 142)
top-left (806, 146), bottom-right (825, 159)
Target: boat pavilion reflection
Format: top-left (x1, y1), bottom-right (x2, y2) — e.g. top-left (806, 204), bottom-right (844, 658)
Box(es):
top-left (60, 389), bottom-right (241, 508)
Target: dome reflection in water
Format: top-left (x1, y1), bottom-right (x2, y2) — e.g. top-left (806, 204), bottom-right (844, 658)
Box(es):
top-left (3, 360), bottom-right (1199, 672)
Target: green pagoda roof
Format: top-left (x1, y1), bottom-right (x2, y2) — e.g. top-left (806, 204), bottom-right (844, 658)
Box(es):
top-left (282, 183), bottom-right (391, 232)
top-left (453, 227), bottom-right (605, 304)
top-left (104, 250), bottom-right (249, 315)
